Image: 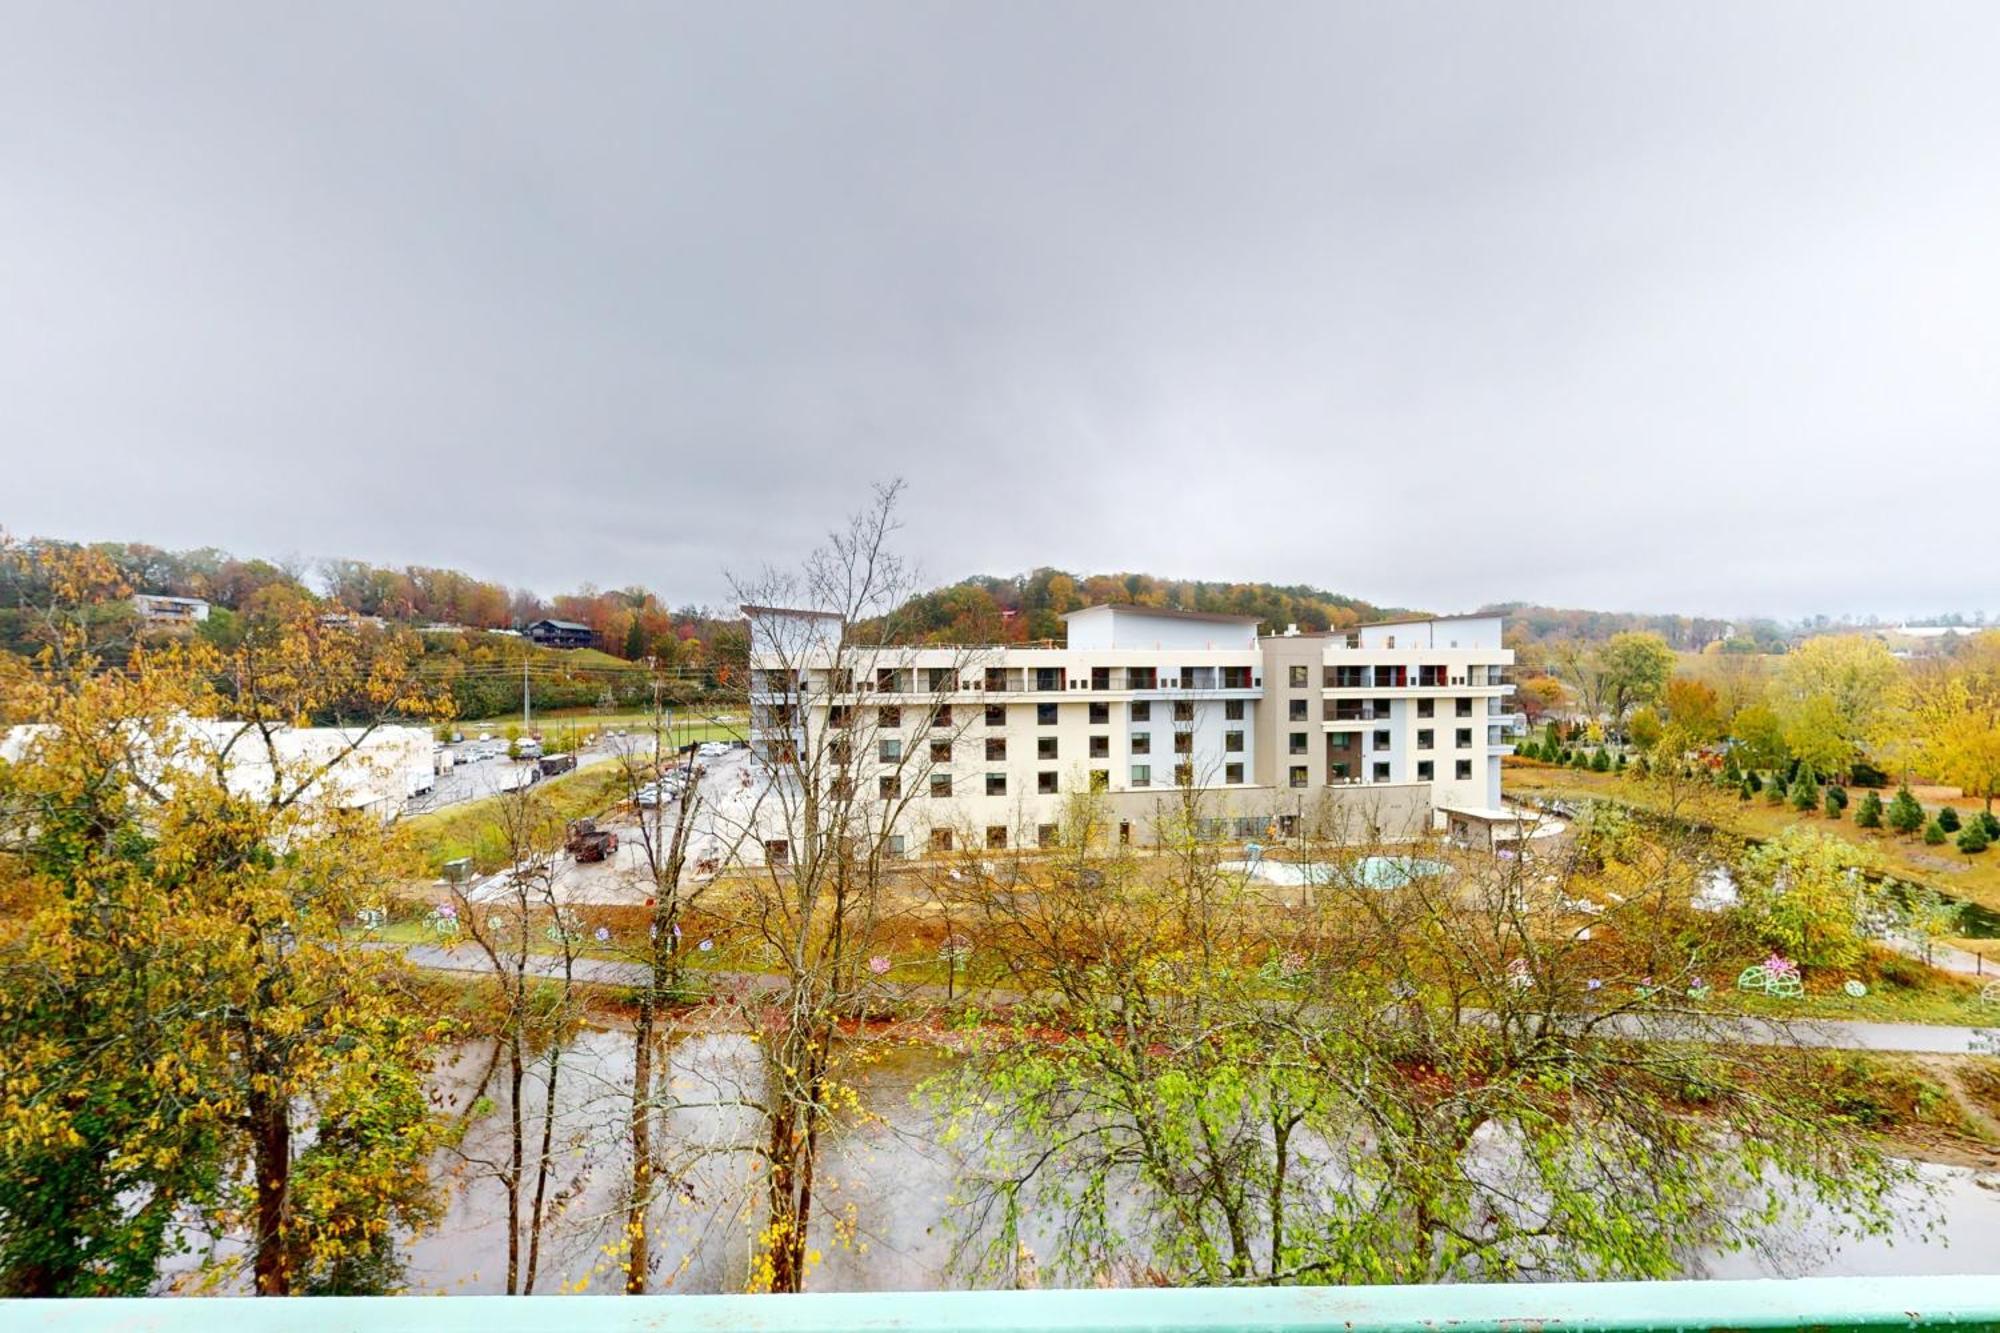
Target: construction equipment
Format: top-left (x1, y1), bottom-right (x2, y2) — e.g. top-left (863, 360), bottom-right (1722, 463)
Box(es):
top-left (565, 818), bottom-right (619, 863)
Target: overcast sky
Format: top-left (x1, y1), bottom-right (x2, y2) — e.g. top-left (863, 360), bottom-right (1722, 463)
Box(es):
top-left (4, 3), bottom-right (1998, 621)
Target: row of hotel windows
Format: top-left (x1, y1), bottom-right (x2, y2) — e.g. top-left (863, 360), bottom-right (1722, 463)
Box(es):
top-left (817, 696), bottom-right (1477, 731)
top-left (875, 729), bottom-right (1235, 763)
top-left (1289, 696), bottom-right (1478, 720)
top-left (1286, 727), bottom-right (1477, 754)
top-left (844, 666), bottom-right (1261, 693)
top-left (874, 754), bottom-right (1476, 799)
top-left (1292, 759), bottom-right (1476, 787)
top-left (878, 764), bottom-right (1230, 798)
top-left (835, 699), bottom-right (1249, 728)
top-left (1288, 664), bottom-right (1500, 688)
top-left (772, 662), bottom-right (1501, 695)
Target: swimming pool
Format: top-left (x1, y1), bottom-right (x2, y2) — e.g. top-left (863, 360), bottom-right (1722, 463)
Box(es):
top-left (1221, 854), bottom-right (1450, 889)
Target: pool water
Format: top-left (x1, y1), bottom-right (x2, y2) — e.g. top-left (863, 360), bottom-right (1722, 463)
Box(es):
top-left (1222, 854), bottom-right (1450, 889)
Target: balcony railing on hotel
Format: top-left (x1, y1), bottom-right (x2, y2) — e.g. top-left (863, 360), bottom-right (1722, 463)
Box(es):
top-left (11, 1275), bottom-right (1993, 1332)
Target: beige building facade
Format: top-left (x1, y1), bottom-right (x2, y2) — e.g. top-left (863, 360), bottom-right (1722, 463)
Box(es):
top-left (745, 604), bottom-right (1518, 859)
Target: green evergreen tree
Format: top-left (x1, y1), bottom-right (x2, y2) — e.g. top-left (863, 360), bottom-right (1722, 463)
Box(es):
top-left (1590, 748), bottom-right (1611, 772)
top-left (1980, 810), bottom-right (2000, 841)
top-left (1823, 789), bottom-right (1843, 820)
top-left (1854, 790), bottom-right (1884, 829)
top-left (1764, 778), bottom-right (1787, 806)
top-left (1826, 785), bottom-right (1848, 810)
top-left (1722, 750), bottom-right (1741, 781)
top-left (1887, 786), bottom-right (1926, 835)
top-left (1615, 752), bottom-right (1628, 771)
top-left (1790, 771), bottom-right (1820, 813)
top-left (1746, 770), bottom-right (1763, 794)
top-left (1923, 819), bottom-right (1948, 846)
top-left (1937, 806), bottom-right (1961, 834)
top-left (1739, 778), bottom-right (1755, 802)
top-left (1958, 821), bottom-right (1990, 855)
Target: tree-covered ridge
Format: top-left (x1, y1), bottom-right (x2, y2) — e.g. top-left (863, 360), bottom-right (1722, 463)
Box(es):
top-left (893, 569), bottom-right (1417, 643)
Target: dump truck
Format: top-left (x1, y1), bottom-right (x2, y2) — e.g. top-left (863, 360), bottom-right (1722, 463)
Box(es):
top-left (565, 818), bottom-right (619, 863)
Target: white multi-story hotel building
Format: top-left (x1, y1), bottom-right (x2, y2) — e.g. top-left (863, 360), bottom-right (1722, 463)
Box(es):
top-left (745, 604), bottom-right (1518, 858)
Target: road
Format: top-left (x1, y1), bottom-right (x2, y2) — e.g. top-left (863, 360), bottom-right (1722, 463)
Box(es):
top-left (400, 740), bottom-right (625, 817)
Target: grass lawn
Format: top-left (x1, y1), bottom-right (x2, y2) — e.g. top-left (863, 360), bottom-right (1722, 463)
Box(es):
top-left (1507, 759), bottom-right (2000, 916)
top-left (399, 761), bottom-right (642, 874)
top-left (448, 709), bottom-right (745, 745)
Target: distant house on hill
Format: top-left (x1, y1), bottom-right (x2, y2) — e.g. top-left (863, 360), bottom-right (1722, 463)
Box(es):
top-left (131, 594), bottom-right (210, 626)
top-left (526, 618), bottom-right (598, 649)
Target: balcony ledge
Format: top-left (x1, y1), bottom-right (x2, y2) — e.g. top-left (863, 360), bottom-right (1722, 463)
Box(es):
top-left (9, 1276), bottom-right (1997, 1333)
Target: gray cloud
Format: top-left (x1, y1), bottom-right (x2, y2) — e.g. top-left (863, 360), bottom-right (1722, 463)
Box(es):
top-left (3, 2), bottom-right (1998, 618)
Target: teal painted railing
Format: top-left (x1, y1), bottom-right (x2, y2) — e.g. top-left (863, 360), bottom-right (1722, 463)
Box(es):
top-left (8, 1277), bottom-right (2000, 1333)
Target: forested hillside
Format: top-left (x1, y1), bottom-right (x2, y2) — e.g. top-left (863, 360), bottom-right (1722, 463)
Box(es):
top-left (894, 569), bottom-right (1412, 643)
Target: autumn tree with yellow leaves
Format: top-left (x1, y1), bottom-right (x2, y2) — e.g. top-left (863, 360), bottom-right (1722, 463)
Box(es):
top-left (0, 540), bottom-right (455, 1296)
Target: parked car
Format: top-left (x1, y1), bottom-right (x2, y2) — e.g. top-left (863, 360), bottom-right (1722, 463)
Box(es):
top-left (518, 740), bottom-right (543, 760)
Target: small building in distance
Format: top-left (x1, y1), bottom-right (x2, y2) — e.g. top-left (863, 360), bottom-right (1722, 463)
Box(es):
top-left (131, 594), bottom-right (210, 625)
top-left (526, 618), bottom-right (598, 650)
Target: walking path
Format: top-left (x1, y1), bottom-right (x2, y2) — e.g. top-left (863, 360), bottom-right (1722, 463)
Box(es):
top-left (384, 942), bottom-right (2000, 1056)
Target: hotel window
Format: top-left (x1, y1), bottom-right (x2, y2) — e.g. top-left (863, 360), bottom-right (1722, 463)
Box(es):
top-left (1417, 760), bottom-right (1434, 780)
top-left (1456, 759), bottom-right (1473, 780)
top-left (930, 773), bottom-right (952, 798)
top-left (878, 738), bottom-right (902, 762)
top-left (1089, 701), bottom-right (1109, 724)
top-left (1417, 698), bottom-right (1434, 718)
top-left (1289, 765), bottom-right (1308, 788)
top-left (1037, 823), bottom-right (1059, 847)
top-left (1224, 699), bottom-right (1244, 720)
top-left (1131, 701), bottom-right (1151, 722)
top-left (1131, 732), bottom-right (1151, 755)
top-left (985, 737), bottom-right (1006, 761)
top-left (1416, 729), bottom-right (1433, 750)
top-left (930, 828), bottom-right (953, 852)
top-left (1225, 762), bottom-right (1244, 784)
top-left (1373, 761), bottom-right (1391, 782)
top-left (886, 834), bottom-right (906, 859)
top-left (985, 704), bottom-right (1006, 726)
top-left (1289, 664), bottom-right (1309, 688)
top-left (1372, 730), bottom-right (1390, 750)
top-left (986, 826), bottom-right (1008, 849)
top-left (931, 704), bottom-right (953, 728)
top-left (1457, 698), bottom-right (1474, 717)
top-left (1173, 701), bottom-right (1194, 722)
top-left (878, 706), bottom-right (901, 728)
top-left (930, 739), bottom-right (951, 763)
top-left (926, 668), bottom-right (954, 692)
top-left (1174, 732), bottom-right (1193, 754)
top-left (1456, 728), bottom-right (1472, 748)
top-left (986, 772), bottom-right (1007, 796)
top-left (1131, 763), bottom-right (1151, 787)
top-left (1089, 735), bottom-right (1109, 758)
top-left (1225, 730), bottom-right (1244, 752)
top-left (1175, 763), bottom-right (1193, 786)
top-left (1038, 771), bottom-right (1058, 794)
top-left (879, 775), bottom-right (899, 799)
top-left (1289, 699), bottom-right (1308, 721)
top-left (1037, 702), bottom-right (1058, 725)
top-left (1289, 732), bottom-right (1308, 755)
top-left (1039, 736), bottom-right (1059, 759)
top-left (1089, 769), bottom-right (1109, 792)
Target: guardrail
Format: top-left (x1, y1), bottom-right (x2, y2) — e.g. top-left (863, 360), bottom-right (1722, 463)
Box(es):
top-left (8, 1276), bottom-right (1999, 1333)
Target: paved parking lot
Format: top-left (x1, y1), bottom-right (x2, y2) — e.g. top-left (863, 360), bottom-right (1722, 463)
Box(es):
top-left (458, 746), bottom-right (764, 904)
